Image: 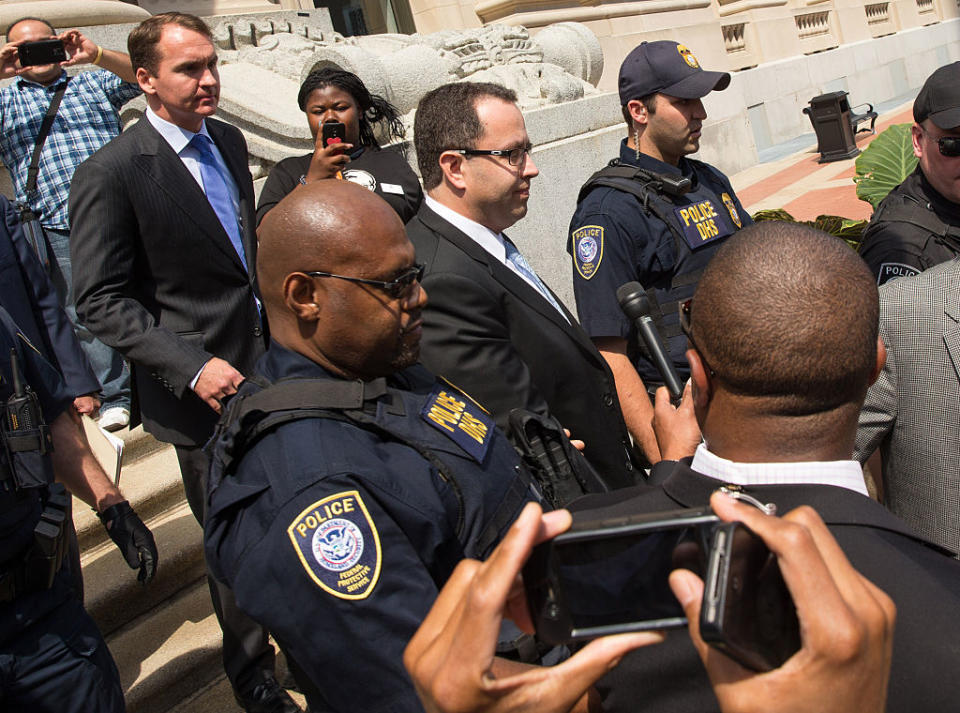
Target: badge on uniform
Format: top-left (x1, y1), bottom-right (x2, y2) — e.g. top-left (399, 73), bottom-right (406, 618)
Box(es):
top-left (721, 193), bottom-right (742, 229)
top-left (677, 44), bottom-right (700, 68)
top-left (674, 199), bottom-right (734, 250)
top-left (287, 490), bottom-right (382, 600)
top-left (572, 225), bottom-right (604, 280)
top-left (420, 381), bottom-right (494, 463)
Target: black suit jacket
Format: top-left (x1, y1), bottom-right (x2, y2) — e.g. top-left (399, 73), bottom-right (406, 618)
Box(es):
top-left (407, 204), bottom-right (637, 488)
top-left (0, 195), bottom-right (99, 397)
top-left (69, 117), bottom-right (267, 446)
top-left (569, 462), bottom-right (960, 713)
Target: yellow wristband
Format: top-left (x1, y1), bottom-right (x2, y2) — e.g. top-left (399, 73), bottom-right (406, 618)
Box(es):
top-left (92, 45), bottom-right (103, 66)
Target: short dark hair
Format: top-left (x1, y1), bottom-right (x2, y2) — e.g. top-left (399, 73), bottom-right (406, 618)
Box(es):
top-left (692, 221), bottom-right (878, 417)
top-left (621, 93), bottom-right (658, 128)
top-left (414, 82), bottom-right (518, 190)
top-left (5, 16), bottom-right (56, 38)
top-left (128, 12), bottom-right (211, 75)
top-left (298, 67), bottom-right (405, 149)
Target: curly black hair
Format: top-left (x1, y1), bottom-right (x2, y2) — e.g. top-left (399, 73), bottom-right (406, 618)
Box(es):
top-left (298, 67), bottom-right (406, 149)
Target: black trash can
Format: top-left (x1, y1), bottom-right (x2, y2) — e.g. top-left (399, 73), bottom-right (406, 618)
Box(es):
top-left (803, 91), bottom-right (859, 163)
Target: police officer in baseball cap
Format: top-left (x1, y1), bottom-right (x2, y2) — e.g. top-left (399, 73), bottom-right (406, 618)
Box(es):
top-left (568, 40), bottom-right (751, 464)
top-left (859, 61), bottom-right (960, 285)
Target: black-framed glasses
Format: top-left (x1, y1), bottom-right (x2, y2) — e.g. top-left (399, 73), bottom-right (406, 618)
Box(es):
top-left (920, 126), bottom-right (960, 157)
top-left (305, 263), bottom-right (425, 299)
top-left (455, 144), bottom-right (533, 166)
top-left (680, 298), bottom-right (716, 378)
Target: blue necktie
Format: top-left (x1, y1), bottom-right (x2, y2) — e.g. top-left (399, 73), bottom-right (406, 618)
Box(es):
top-left (190, 133), bottom-right (247, 270)
top-left (503, 238), bottom-right (567, 319)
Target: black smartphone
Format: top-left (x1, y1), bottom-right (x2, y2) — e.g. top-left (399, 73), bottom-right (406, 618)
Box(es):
top-left (523, 507), bottom-right (717, 645)
top-left (699, 521), bottom-right (800, 671)
top-left (321, 121), bottom-right (347, 148)
top-left (17, 38), bottom-right (67, 67)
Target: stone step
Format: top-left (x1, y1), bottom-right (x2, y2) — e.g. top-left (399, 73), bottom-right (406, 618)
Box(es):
top-left (83, 499), bottom-right (205, 637)
top-left (107, 580), bottom-right (224, 713)
top-left (170, 673), bottom-right (307, 713)
top-left (74, 438), bottom-right (183, 553)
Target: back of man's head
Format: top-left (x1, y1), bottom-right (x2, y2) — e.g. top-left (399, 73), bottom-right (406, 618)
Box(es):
top-left (414, 82), bottom-right (518, 190)
top-left (691, 221), bottom-right (878, 416)
top-left (128, 12), bottom-right (211, 74)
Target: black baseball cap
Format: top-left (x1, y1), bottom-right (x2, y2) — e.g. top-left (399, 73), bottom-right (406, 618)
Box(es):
top-left (913, 61), bottom-right (960, 129)
top-left (618, 40), bottom-right (730, 104)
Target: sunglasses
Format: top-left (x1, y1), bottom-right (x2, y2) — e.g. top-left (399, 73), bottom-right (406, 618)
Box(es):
top-left (680, 298), bottom-right (716, 378)
top-left (305, 263), bottom-right (425, 300)
top-left (921, 126), bottom-right (960, 157)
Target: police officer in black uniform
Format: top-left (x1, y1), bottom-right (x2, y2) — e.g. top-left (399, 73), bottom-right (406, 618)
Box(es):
top-left (0, 306), bottom-right (156, 712)
top-left (859, 62), bottom-right (960, 285)
top-left (568, 40), bottom-right (751, 463)
top-left (205, 181), bottom-right (540, 713)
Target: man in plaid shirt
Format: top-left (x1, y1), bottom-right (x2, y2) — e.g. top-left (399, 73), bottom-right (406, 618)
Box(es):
top-left (0, 16), bottom-right (140, 430)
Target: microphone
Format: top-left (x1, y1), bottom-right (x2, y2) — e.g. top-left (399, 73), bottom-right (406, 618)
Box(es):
top-left (616, 282), bottom-right (684, 402)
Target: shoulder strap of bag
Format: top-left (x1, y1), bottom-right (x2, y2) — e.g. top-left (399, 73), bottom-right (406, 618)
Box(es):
top-left (24, 78), bottom-right (70, 196)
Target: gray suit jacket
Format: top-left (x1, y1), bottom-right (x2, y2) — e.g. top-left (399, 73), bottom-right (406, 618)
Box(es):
top-left (69, 117), bottom-right (267, 446)
top-left (854, 257), bottom-right (960, 556)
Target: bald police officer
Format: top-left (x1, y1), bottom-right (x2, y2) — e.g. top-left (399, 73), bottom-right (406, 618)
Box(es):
top-left (205, 181), bottom-right (538, 713)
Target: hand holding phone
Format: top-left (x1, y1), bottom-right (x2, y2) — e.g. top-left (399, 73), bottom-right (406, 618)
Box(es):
top-left (671, 491), bottom-right (896, 713)
top-left (306, 122), bottom-right (353, 181)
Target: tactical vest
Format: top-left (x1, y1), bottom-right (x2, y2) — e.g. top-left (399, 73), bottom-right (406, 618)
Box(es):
top-left (0, 307), bottom-right (66, 604)
top-left (577, 160), bottom-right (736, 352)
top-left (868, 192), bottom-right (960, 270)
top-left (206, 368), bottom-right (538, 564)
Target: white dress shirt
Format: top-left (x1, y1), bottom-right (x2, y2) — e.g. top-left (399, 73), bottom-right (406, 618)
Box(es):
top-left (424, 195), bottom-right (568, 321)
top-left (690, 443), bottom-right (869, 496)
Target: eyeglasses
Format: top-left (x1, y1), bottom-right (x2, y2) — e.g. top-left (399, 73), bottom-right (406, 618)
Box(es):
top-left (305, 264), bottom-right (425, 299)
top-left (680, 298), bottom-right (716, 378)
top-left (920, 126), bottom-right (960, 157)
top-left (455, 144), bottom-right (533, 166)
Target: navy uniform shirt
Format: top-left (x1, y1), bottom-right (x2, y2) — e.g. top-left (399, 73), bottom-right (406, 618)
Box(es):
top-left (205, 343), bottom-right (537, 713)
top-left (568, 141), bottom-right (751, 383)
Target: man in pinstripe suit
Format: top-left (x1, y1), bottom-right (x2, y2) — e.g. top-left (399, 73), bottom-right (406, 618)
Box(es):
top-left (854, 257), bottom-right (960, 559)
top-left (68, 13), bottom-right (298, 713)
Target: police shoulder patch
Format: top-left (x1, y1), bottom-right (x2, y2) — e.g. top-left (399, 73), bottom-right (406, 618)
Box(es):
top-left (421, 381), bottom-right (495, 463)
top-left (287, 490), bottom-right (382, 600)
top-left (721, 193), bottom-right (742, 229)
top-left (572, 225), bottom-right (604, 280)
top-left (878, 262), bottom-right (921, 284)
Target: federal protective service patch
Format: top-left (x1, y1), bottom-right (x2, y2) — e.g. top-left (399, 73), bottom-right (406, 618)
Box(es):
top-left (572, 225), bottom-right (604, 280)
top-left (287, 490), bottom-right (382, 600)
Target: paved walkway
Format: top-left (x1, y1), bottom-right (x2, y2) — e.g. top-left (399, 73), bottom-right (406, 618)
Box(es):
top-left (730, 102), bottom-right (915, 223)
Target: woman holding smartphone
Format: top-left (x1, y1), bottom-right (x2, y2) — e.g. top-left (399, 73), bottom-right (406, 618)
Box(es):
top-left (256, 68), bottom-right (423, 225)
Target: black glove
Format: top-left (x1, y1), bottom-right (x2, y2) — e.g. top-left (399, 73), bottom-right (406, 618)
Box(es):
top-left (98, 500), bottom-right (158, 584)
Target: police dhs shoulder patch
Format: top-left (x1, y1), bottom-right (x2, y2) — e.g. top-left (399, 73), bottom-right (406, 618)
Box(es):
top-left (572, 225), bottom-right (604, 280)
top-left (287, 490), bottom-right (382, 600)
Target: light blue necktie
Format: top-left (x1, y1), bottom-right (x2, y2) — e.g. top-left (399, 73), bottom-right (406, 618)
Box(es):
top-left (503, 238), bottom-right (567, 318)
top-left (190, 133), bottom-right (247, 270)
